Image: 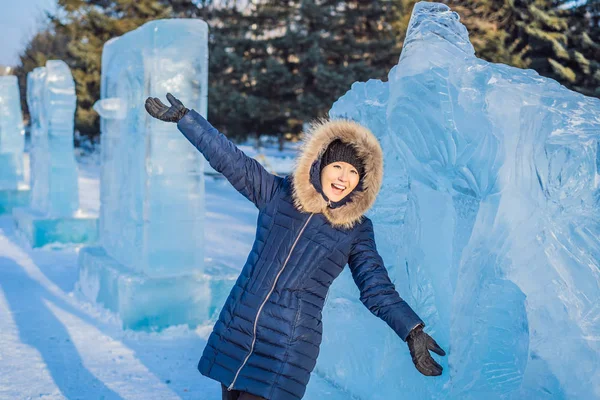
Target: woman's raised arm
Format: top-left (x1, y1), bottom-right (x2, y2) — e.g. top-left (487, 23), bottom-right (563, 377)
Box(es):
top-left (146, 94), bottom-right (283, 210)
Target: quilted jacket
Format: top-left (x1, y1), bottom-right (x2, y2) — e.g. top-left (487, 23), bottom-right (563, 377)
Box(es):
top-left (177, 110), bottom-right (424, 400)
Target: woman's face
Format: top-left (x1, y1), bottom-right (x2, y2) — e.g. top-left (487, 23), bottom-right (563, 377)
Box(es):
top-left (320, 161), bottom-right (360, 202)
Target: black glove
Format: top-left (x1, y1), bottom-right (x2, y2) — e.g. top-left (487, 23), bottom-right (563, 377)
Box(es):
top-left (406, 324), bottom-right (446, 376)
top-left (144, 92), bottom-right (189, 123)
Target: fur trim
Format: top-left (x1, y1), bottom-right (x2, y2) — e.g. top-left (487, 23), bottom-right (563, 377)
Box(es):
top-left (291, 119), bottom-right (383, 230)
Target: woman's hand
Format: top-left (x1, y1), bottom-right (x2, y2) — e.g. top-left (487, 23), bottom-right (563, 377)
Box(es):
top-left (144, 93), bottom-right (189, 123)
top-left (406, 324), bottom-right (446, 376)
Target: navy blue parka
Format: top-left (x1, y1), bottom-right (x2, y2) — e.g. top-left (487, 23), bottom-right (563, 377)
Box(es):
top-left (177, 110), bottom-right (424, 400)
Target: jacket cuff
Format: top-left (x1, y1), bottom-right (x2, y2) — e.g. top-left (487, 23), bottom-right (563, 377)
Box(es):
top-left (407, 322), bottom-right (425, 339)
top-left (396, 301), bottom-right (425, 342)
top-left (177, 109), bottom-right (207, 134)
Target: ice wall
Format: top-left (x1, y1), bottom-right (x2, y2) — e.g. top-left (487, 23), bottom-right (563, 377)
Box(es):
top-left (0, 76), bottom-right (25, 189)
top-left (79, 19), bottom-right (210, 330)
top-left (26, 61), bottom-right (79, 216)
top-left (319, 2), bottom-right (600, 399)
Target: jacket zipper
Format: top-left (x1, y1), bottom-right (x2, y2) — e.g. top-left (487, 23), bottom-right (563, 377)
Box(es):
top-left (228, 213), bottom-right (315, 391)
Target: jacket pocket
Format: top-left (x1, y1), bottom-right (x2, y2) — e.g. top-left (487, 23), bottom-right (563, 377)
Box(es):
top-left (222, 283), bottom-right (245, 329)
top-left (292, 297), bottom-right (323, 359)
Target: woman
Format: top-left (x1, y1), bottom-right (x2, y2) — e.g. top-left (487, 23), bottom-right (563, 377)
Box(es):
top-left (145, 94), bottom-right (446, 400)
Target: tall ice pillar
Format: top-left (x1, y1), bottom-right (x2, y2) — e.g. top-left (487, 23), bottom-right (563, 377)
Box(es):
top-left (13, 60), bottom-right (97, 246)
top-left (77, 19), bottom-right (222, 330)
top-left (0, 76), bottom-right (29, 213)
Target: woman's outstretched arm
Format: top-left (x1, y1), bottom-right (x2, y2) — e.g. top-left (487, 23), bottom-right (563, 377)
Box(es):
top-left (146, 94), bottom-right (283, 210)
top-left (347, 218), bottom-right (424, 341)
top-left (348, 218), bottom-right (446, 376)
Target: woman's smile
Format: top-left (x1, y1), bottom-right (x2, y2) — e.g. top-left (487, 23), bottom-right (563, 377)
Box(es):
top-left (331, 182), bottom-right (346, 195)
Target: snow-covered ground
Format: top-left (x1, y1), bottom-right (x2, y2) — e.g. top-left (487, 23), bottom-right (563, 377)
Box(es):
top-left (0, 151), bottom-right (348, 400)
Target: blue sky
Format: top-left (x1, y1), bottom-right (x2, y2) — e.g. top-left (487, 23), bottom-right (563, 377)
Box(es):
top-left (0, 0), bottom-right (57, 66)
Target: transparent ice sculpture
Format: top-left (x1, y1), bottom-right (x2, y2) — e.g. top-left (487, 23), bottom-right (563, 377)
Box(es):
top-left (77, 19), bottom-right (218, 330)
top-left (13, 60), bottom-right (96, 247)
top-left (27, 61), bottom-right (79, 216)
top-left (0, 75), bottom-right (28, 213)
top-left (314, 2), bottom-right (600, 400)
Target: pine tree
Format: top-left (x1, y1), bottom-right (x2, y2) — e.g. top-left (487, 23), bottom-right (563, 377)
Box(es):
top-left (17, 0), bottom-right (173, 138)
top-left (237, 0), bottom-right (402, 140)
top-left (296, 0), bottom-right (401, 120)
top-left (16, 0), bottom-right (265, 141)
top-left (555, 0), bottom-right (600, 96)
top-left (204, 2), bottom-right (273, 141)
top-left (444, 0), bottom-right (528, 66)
top-left (444, 0), bottom-right (600, 97)
top-left (15, 26), bottom-right (70, 123)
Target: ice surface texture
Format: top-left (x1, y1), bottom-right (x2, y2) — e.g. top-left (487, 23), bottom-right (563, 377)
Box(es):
top-left (321, 2), bottom-right (600, 399)
top-left (94, 19), bottom-right (208, 277)
top-left (26, 61), bottom-right (79, 216)
top-left (0, 76), bottom-right (25, 190)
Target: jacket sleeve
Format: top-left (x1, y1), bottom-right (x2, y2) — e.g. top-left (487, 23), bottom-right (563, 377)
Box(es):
top-left (177, 110), bottom-right (283, 210)
top-left (348, 218), bottom-right (424, 341)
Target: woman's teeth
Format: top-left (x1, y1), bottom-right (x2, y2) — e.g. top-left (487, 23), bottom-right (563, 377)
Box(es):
top-left (331, 183), bottom-right (345, 193)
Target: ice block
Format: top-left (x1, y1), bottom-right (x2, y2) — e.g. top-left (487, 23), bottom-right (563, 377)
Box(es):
top-left (14, 60), bottom-right (97, 247)
top-left (315, 2), bottom-right (600, 399)
top-left (0, 76), bottom-right (28, 213)
top-left (77, 19), bottom-right (223, 331)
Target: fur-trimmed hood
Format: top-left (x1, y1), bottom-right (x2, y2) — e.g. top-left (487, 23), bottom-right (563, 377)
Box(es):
top-left (291, 119), bottom-right (384, 230)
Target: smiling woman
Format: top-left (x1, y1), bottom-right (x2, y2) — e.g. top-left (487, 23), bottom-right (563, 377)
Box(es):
top-left (145, 93), bottom-right (446, 400)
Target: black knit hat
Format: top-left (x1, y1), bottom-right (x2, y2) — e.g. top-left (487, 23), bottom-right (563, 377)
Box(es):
top-left (320, 139), bottom-right (365, 178)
